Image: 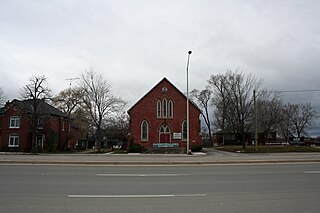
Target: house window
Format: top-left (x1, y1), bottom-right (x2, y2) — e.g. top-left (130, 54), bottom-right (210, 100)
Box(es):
top-left (37, 118), bottom-right (43, 129)
top-left (141, 120), bottom-right (149, 141)
top-left (168, 100), bottom-right (173, 118)
top-left (8, 134), bottom-right (19, 147)
top-left (157, 100), bottom-right (162, 118)
top-left (9, 116), bottom-right (20, 128)
top-left (62, 121), bottom-right (65, 131)
top-left (162, 98), bottom-right (167, 118)
top-left (182, 120), bottom-right (187, 140)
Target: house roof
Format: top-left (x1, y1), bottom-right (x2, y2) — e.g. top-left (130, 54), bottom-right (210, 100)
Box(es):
top-left (4, 99), bottom-right (71, 119)
top-left (127, 77), bottom-right (200, 114)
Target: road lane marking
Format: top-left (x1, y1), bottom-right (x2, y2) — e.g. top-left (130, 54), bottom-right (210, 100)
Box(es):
top-left (96, 174), bottom-right (190, 177)
top-left (68, 194), bottom-right (206, 198)
top-left (304, 171), bottom-right (320, 174)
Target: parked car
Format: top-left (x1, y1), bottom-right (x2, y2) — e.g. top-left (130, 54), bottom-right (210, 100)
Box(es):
top-left (289, 141), bottom-right (305, 146)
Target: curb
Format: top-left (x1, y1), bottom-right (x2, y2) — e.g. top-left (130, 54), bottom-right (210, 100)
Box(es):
top-left (1, 159), bottom-right (320, 166)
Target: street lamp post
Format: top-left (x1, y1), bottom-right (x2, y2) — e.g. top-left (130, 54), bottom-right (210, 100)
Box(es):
top-left (186, 50), bottom-right (192, 154)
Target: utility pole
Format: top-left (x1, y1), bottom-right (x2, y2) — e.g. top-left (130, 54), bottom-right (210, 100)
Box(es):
top-left (254, 89), bottom-right (258, 151)
top-left (186, 50), bottom-right (192, 154)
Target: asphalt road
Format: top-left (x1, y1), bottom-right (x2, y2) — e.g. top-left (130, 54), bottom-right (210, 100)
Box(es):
top-left (1, 163), bottom-right (320, 213)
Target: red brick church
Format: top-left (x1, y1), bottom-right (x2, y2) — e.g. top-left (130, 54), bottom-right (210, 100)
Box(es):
top-left (128, 78), bottom-right (201, 152)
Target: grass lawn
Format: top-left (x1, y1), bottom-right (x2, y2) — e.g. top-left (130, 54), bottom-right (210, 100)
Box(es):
top-left (216, 145), bottom-right (320, 153)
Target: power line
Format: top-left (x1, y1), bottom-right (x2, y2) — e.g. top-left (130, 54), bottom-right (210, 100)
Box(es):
top-left (273, 89), bottom-right (320, 93)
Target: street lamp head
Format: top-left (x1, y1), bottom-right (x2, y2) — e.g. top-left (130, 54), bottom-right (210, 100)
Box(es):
top-left (188, 50), bottom-right (192, 54)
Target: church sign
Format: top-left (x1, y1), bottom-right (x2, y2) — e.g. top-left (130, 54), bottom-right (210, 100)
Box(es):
top-left (173, 132), bottom-right (182, 140)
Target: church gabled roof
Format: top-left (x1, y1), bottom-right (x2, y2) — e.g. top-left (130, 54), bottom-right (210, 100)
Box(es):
top-left (127, 77), bottom-right (200, 114)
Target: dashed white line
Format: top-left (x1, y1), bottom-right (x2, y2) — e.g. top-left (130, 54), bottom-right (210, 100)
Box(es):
top-left (304, 171), bottom-right (320, 174)
top-left (68, 194), bottom-right (206, 198)
top-left (96, 174), bottom-right (190, 177)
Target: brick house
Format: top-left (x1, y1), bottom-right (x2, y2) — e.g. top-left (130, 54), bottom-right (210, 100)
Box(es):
top-left (128, 78), bottom-right (201, 152)
top-left (0, 99), bottom-right (80, 152)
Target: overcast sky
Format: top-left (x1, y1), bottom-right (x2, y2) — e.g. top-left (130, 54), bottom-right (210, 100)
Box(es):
top-left (1, 0), bottom-right (320, 109)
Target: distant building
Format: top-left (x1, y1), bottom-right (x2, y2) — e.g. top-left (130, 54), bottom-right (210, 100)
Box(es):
top-left (213, 131), bottom-right (277, 146)
top-left (0, 99), bottom-right (80, 152)
top-left (128, 78), bottom-right (201, 152)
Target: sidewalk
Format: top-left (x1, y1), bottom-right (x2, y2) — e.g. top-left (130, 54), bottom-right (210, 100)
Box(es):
top-left (1, 149), bottom-right (320, 165)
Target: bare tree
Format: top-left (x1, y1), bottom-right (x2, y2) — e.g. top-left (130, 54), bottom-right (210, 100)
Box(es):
top-left (208, 73), bottom-right (228, 134)
top-left (209, 70), bottom-right (263, 148)
top-left (191, 87), bottom-right (213, 145)
top-left (287, 103), bottom-right (317, 138)
top-left (256, 90), bottom-right (284, 141)
top-left (20, 75), bottom-right (52, 152)
top-left (20, 75), bottom-right (51, 100)
top-left (103, 111), bottom-right (129, 148)
top-left (279, 103), bottom-right (296, 141)
top-left (79, 70), bottom-right (126, 150)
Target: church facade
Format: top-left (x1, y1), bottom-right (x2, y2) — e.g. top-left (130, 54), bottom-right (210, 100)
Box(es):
top-left (128, 78), bottom-right (201, 152)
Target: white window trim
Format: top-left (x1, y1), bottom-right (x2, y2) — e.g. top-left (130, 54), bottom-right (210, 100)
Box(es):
top-left (182, 120), bottom-right (187, 141)
top-left (162, 98), bottom-right (167, 118)
top-left (8, 134), bottom-right (19, 147)
top-left (157, 100), bottom-right (162, 118)
top-left (141, 120), bottom-right (149, 141)
top-left (9, 116), bottom-right (20, 129)
top-left (168, 100), bottom-right (173, 118)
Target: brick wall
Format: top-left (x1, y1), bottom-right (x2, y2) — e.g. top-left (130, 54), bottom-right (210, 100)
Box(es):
top-left (128, 78), bottom-right (201, 150)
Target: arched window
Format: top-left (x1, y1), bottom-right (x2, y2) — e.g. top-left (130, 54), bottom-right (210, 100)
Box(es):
top-left (168, 100), bottom-right (173, 118)
top-left (141, 120), bottom-right (149, 141)
top-left (157, 100), bottom-right (161, 118)
top-left (182, 120), bottom-right (187, 140)
top-left (159, 123), bottom-right (170, 134)
top-left (162, 98), bottom-right (167, 118)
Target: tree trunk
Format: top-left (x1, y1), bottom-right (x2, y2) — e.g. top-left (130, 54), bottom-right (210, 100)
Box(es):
top-left (242, 133), bottom-right (246, 149)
